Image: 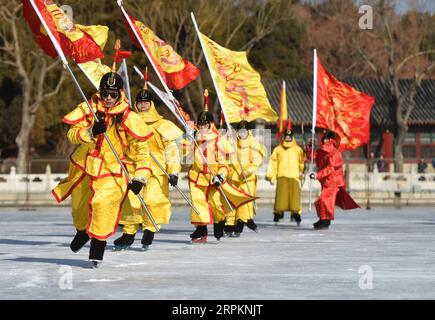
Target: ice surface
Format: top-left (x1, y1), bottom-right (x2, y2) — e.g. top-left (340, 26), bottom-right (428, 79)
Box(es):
top-left (1, 205), bottom-right (435, 299)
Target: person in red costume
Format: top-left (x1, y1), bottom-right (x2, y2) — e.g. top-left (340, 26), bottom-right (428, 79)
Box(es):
top-left (307, 130), bottom-right (360, 230)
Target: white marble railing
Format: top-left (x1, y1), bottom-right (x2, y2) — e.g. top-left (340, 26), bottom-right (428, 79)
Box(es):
top-left (1, 166), bottom-right (434, 194)
top-left (0, 166), bottom-right (67, 194)
top-left (348, 172), bottom-right (435, 192)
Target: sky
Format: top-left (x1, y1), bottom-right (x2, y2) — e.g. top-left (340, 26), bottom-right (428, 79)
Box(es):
top-left (300, 0), bottom-right (435, 15)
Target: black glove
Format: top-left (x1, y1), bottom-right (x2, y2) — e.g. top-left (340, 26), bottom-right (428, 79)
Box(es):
top-left (129, 179), bottom-right (145, 195)
top-left (168, 174), bottom-right (178, 187)
top-left (212, 173), bottom-right (225, 187)
top-left (92, 119), bottom-right (106, 137)
top-left (309, 173), bottom-right (316, 180)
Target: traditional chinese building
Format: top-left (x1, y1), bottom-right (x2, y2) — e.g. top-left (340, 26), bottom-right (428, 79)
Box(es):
top-left (263, 79), bottom-right (435, 165)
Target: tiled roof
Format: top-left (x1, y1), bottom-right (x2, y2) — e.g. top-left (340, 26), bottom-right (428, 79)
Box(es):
top-left (263, 78), bottom-right (435, 127)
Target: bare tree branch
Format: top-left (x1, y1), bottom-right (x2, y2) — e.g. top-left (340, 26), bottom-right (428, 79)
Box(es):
top-left (396, 50), bottom-right (435, 73)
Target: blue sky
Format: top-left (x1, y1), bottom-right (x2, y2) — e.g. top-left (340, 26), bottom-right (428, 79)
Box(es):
top-left (300, 0), bottom-right (435, 15)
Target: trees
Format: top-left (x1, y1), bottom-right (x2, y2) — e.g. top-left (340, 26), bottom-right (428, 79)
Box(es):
top-left (123, 0), bottom-right (303, 118)
top-left (0, 0), bottom-right (66, 173)
top-left (294, 0), bottom-right (435, 173)
top-left (355, 0), bottom-right (435, 172)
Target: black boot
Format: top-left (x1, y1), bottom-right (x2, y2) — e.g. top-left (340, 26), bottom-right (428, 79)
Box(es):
top-left (313, 219), bottom-right (329, 230)
top-left (70, 230), bottom-right (90, 253)
top-left (141, 229), bottom-right (155, 251)
top-left (213, 221), bottom-right (225, 240)
top-left (273, 212), bottom-right (284, 223)
top-left (89, 238), bottom-right (107, 268)
top-left (234, 219), bottom-right (245, 237)
top-left (293, 214), bottom-right (302, 226)
top-left (224, 225), bottom-right (235, 238)
top-left (190, 225), bottom-right (208, 243)
top-left (113, 233), bottom-right (135, 251)
top-left (246, 219), bottom-right (258, 232)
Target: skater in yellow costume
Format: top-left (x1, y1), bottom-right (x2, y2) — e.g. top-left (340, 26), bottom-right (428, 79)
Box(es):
top-left (225, 120), bottom-right (266, 237)
top-left (52, 71), bottom-right (153, 267)
top-left (182, 91), bottom-right (256, 243)
top-left (114, 82), bottom-right (183, 251)
top-left (266, 126), bottom-right (305, 226)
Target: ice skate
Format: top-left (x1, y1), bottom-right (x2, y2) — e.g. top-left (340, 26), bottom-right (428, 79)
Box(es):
top-left (141, 230), bottom-right (155, 250)
top-left (213, 221), bottom-right (225, 240)
top-left (246, 219), bottom-right (258, 232)
top-left (313, 219), bottom-right (329, 230)
top-left (293, 214), bottom-right (302, 227)
top-left (70, 230), bottom-right (90, 253)
top-left (224, 225), bottom-right (235, 238)
top-left (190, 225), bottom-right (208, 244)
top-left (113, 233), bottom-right (135, 251)
top-left (234, 220), bottom-right (245, 237)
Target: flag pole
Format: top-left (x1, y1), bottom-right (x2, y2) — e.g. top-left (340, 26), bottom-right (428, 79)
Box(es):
top-left (133, 65), bottom-right (185, 125)
top-left (190, 12), bottom-right (257, 209)
top-left (28, 0), bottom-right (159, 231)
top-left (121, 59), bottom-right (132, 106)
top-left (309, 49), bottom-right (318, 211)
top-left (117, 1), bottom-right (235, 212)
top-left (130, 66), bottom-right (201, 215)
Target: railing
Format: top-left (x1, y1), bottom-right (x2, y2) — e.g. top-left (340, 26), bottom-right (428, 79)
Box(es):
top-left (348, 171), bottom-right (435, 192)
top-left (0, 164), bottom-right (434, 194)
top-left (0, 166), bottom-right (67, 194)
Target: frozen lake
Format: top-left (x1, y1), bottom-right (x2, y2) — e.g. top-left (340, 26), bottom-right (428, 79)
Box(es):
top-left (1, 205), bottom-right (435, 299)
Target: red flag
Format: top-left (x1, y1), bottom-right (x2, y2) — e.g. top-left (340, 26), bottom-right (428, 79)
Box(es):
top-left (316, 57), bottom-right (375, 150)
top-left (114, 49), bottom-right (132, 63)
top-left (277, 81), bottom-right (291, 139)
top-left (22, 0), bottom-right (108, 63)
top-left (124, 16), bottom-right (200, 90)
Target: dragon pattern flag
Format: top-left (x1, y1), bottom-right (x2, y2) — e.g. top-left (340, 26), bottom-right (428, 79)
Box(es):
top-left (125, 16), bottom-right (200, 90)
top-left (22, 0), bottom-right (109, 64)
top-left (199, 32), bottom-right (278, 124)
top-left (316, 57), bottom-right (375, 151)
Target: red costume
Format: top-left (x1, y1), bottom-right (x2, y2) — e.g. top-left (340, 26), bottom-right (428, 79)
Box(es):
top-left (307, 138), bottom-right (359, 221)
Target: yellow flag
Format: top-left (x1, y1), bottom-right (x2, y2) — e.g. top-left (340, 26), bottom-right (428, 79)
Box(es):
top-left (278, 81), bottom-right (288, 135)
top-left (200, 33), bottom-right (277, 123)
top-left (78, 60), bottom-right (111, 89)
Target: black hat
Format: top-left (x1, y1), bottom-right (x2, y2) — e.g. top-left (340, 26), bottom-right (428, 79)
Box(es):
top-left (238, 120), bottom-right (249, 130)
top-left (136, 89), bottom-right (153, 103)
top-left (197, 111), bottom-right (214, 125)
top-left (284, 128), bottom-right (293, 137)
top-left (197, 89), bottom-right (214, 125)
top-left (99, 72), bottom-right (123, 92)
top-left (323, 130), bottom-right (336, 140)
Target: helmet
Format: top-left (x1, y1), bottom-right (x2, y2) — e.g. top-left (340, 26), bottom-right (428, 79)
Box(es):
top-left (136, 89), bottom-right (153, 103)
top-left (238, 120), bottom-right (249, 130)
top-left (99, 72), bottom-right (123, 91)
top-left (197, 111), bottom-right (214, 126)
top-left (284, 128), bottom-right (293, 138)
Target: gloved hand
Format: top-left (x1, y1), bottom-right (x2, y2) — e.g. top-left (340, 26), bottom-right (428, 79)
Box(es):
top-left (309, 173), bottom-right (316, 180)
top-left (92, 119), bottom-right (106, 137)
top-left (168, 174), bottom-right (178, 187)
top-left (186, 128), bottom-right (196, 141)
top-left (129, 179), bottom-right (146, 195)
top-left (212, 173), bottom-right (225, 187)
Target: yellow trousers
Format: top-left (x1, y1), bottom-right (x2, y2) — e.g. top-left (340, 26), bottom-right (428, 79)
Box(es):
top-left (190, 181), bottom-right (226, 225)
top-left (71, 174), bottom-right (128, 240)
top-left (225, 178), bottom-right (257, 226)
top-left (120, 174), bottom-right (170, 233)
top-left (274, 177), bottom-right (302, 215)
